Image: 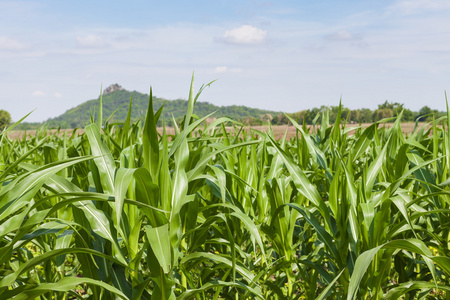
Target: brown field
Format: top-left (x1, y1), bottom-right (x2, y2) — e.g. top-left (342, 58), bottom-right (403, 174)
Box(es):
top-left (249, 123), bottom-right (428, 139)
top-left (5, 123), bottom-right (433, 140)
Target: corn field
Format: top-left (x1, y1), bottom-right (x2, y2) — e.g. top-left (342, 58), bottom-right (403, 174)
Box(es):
top-left (1, 78), bottom-right (450, 299)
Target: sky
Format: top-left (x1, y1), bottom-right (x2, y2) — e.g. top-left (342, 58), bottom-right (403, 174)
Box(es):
top-left (0, 0), bottom-right (449, 122)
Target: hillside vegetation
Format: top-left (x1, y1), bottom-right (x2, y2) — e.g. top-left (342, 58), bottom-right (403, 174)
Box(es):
top-left (14, 84), bottom-right (444, 131)
top-left (42, 86), bottom-right (277, 129)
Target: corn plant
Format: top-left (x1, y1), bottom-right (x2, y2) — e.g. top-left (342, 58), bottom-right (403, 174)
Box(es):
top-left (1, 79), bottom-right (450, 299)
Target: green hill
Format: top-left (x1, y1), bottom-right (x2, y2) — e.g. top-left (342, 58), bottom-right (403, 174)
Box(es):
top-left (17, 84), bottom-right (440, 131)
top-left (42, 85), bottom-right (278, 129)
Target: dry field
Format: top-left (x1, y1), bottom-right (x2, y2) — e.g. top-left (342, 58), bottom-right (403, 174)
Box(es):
top-left (6, 122), bottom-right (431, 140)
top-left (249, 122), bottom-right (431, 139)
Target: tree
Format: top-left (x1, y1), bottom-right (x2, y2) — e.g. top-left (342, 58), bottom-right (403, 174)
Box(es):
top-left (416, 106), bottom-right (433, 122)
top-left (0, 110), bottom-right (11, 131)
top-left (373, 101), bottom-right (405, 122)
top-left (352, 108), bottom-right (373, 123)
top-left (373, 108), bottom-right (393, 121)
top-left (402, 108), bottom-right (414, 122)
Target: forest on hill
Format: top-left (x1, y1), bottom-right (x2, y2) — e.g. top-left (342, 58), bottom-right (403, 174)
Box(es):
top-left (20, 88), bottom-right (277, 129)
top-left (15, 86), bottom-right (443, 130)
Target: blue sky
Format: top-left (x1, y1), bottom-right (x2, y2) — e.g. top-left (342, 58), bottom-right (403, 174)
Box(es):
top-left (1, 0), bottom-right (449, 122)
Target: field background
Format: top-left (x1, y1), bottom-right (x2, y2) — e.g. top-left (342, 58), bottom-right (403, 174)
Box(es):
top-left (7, 122), bottom-right (429, 140)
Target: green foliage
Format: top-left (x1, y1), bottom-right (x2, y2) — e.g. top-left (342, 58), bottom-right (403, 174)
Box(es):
top-left (37, 89), bottom-right (277, 129)
top-left (279, 101), bottom-right (445, 125)
top-left (1, 82), bottom-right (450, 299)
top-left (0, 109), bottom-right (11, 131)
top-left (13, 88), bottom-right (445, 130)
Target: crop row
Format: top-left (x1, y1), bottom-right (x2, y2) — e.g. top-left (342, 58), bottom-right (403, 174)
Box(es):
top-left (1, 78), bottom-right (450, 299)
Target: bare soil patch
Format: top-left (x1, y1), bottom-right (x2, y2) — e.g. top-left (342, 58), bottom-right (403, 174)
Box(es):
top-left (6, 129), bottom-right (84, 140)
top-left (249, 123), bottom-right (430, 140)
top-left (6, 123), bottom-right (432, 140)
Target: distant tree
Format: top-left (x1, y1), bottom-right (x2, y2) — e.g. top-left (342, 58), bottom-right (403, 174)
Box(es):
top-left (359, 109), bottom-right (373, 123)
top-left (328, 105), bottom-right (350, 123)
top-left (340, 107), bottom-right (350, 122)
top-left (0, 110), bottom-right (11, 131)
top-left (271, 114), bottom-right (279, 125)
top-left (246, 117), bottom-right (263, 126)
top-left (289, 110), bottom-right (307, 124)
top-left (278, 114), bottom-right (289, 125)
top-left (306, 108), bottom-right (321, 124)
top-left (402, 109), bottom-right (414, 122)
top-left (373, 101), bottom-right (405, 122)
top-left (416, 106), bottom-right (433, 122)
top-left (373, 108), bottom-right (393, 121)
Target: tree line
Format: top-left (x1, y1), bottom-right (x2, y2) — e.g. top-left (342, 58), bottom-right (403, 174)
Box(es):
top-left (258, 101), bottom-right (443, 126)
top-left (2, 100), bottom-right (445, 131)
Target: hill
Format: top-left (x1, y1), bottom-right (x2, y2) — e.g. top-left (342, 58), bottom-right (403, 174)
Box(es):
top-left (14, 84), bottom-right (442, 130)
top-left (42, 84), bottom-right (278, 128)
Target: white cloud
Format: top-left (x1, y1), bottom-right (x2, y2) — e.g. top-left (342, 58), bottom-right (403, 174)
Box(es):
top-left (214, 66), bottom-right (243, 73)
top-left (222, 25), bottom-right (267, 45)
top-left (76, 35), bottom-right (105, 48)
top-left (389, 0), bottom-right (450, 14)
top-left (0, 36), bottom-right (25, 51)
top-left (54, 92), bottom-right (62, 98)
top-left (32, 90), bottom-right (45, 97)
top-left (214, 66), bottom-right (228, 73)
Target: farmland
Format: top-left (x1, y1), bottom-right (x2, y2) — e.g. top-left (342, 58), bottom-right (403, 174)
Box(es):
top-left (6, 122), bottom-right (430, 141)
top-left (1, 80), bottom-right (450, 299)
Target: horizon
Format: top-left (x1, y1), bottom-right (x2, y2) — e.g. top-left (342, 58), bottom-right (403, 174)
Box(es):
top-left (1, 0), bottom-right (449, 122)
top-left (30, 83), bottom-right (445, 124)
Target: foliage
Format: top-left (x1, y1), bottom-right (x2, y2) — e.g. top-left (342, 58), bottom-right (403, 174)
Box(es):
top-left (0, 109), bottom-right (11, 131)
top-left (278, 101), bottom-right (444, 125)
top-left (1, 79), bottom-right (450, 299)
top-left (16, 87), bottom-right (445, 130)
top-left (30, 89), bottom-right (277, 129)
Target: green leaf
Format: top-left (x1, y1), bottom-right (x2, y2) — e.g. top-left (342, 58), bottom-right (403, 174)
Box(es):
top-left (115, 167), bottom-right (136, 226)
top-left (74, 200), bottom-right (127, 264)
top-left (179, 280), bottom-right (263, 300)
top-left (85, 123), bottom-right (115, 194)
top-left (145, 224), bottom-right (172, 273)
top-left (0, 247), bottom-right (127, 287)
top-left (0, 156), bottom-right (93, 223)
top-left (267, 135), bottom-right (331, 229)
top-left (143, 87), bottom-right (160, 181)
top-left (351, 123), bottom-right (376, 162)
top-left (134, 168), bottom-right (167, 227)
top-left (181, 252), bottom-right (255, 282)
top-left (384, 281), bottom-right (450, 300)
top-left (316, 268), bottom-right (346, 300)
top-left (364, 137), bottom-right (389, 199)
top-left (348, 239), bottom-right (435, 300)
top-left (7, 277), bottom-right (129, 300)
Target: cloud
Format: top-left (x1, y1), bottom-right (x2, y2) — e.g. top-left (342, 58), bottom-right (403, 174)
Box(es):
top-left (76, 35), bottom-right (105, 48)
top-left (54, 92), bottom-right (62, 98)
top-left (389, 0), bottom-right (450, 14)
top-left (32, 90), bottom-right (45, 97)
top-left (221, 25), bottom-right (267, 45)
top-left (0, 36), bottom-right (25, 51)
top-left (214, 66), bottom-right (243, 73)
top-left (214, 66), bottom-right (228, 73)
